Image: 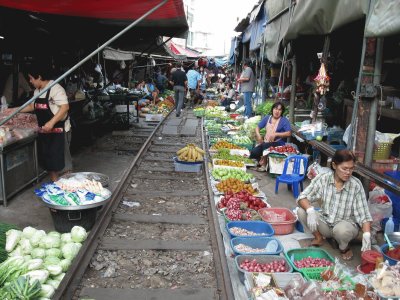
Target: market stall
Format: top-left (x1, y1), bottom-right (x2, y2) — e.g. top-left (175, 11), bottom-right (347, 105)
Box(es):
top-left (189, 103), bottom-right (400, 299)
top-left (0, 113), bottom-right (41, 206)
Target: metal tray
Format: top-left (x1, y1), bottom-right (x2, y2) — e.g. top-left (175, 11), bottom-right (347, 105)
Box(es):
top-left (60, 172), bottom-right (109, 187)
top-left (39, 188), bottom-right (112, 211)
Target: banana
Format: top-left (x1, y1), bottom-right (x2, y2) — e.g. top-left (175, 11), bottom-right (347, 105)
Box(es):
top-left (194, 146), bottom-right (205, 154)
top-left (197, 153), bottom-right (203, 161)
top-left (177, 146), bottom-right (188, 155)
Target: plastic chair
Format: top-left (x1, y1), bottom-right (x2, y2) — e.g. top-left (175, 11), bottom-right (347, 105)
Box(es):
top-left (275, 155), bottom-right (309, 199)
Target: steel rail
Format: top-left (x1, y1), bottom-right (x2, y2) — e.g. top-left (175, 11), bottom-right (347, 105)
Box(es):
top-left (201, 118), bottom-right (235, 300)
top-left (53, 111), bottom-right (171, 299)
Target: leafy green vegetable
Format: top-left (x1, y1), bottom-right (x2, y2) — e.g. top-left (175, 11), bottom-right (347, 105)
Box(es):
top-left (70, 226), bottom-right (88, 243)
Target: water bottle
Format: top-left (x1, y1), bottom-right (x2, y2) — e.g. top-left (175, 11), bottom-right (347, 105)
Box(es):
top-left (385, 216), bottom-right (395, 235)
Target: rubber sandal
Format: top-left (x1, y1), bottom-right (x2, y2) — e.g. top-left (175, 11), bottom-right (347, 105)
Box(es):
top-left (340, 247), bottom-right (353, 261)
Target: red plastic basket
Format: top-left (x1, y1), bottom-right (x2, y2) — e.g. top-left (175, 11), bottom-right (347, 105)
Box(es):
top-left (258, 208), bottom-right (297, 235)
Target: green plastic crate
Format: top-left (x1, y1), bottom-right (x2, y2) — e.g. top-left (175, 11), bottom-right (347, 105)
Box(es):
top-left (284, 248), bottom-right (335, 274)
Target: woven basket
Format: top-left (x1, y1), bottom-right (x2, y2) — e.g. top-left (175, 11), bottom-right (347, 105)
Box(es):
top-left (373, 142), bottom-right (392, 160)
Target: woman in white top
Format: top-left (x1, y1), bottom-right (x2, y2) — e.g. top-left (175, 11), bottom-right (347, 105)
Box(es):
top-left (17, 63), bottom-right (70, 181)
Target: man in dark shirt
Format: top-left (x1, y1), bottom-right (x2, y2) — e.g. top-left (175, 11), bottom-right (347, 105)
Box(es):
top-left (170, 63), bottom-right (187, 117)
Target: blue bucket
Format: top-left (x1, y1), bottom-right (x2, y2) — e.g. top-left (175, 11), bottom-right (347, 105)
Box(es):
top-left (380, 242), bottom-right (400, 266)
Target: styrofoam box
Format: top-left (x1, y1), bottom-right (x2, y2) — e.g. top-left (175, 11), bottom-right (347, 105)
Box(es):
top-left (145, 114), bottom-right (163, 122)
top-left (268, 155), bottom-right (305, 175)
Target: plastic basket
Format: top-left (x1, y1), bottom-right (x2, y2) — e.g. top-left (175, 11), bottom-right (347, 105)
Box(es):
top-left (226, 221), bottom-right (274, 239)
top-left (231, 237), bottom-right (283, 256)
top-left (258, 208), bottom-right (297, 235)
top-left (235, 254), bottom-right (293, 273)
top-left (284, 248), bottom-right (335, 274)
top-left (373, 142), bottom-right (392, 160)
top-left (223, 209), bottom-right (260, 223)
top-left (173, 157), bottom-right (202, 173)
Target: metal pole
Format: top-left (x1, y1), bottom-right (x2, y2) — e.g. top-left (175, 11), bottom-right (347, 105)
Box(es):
top-left (364, 37), bottom-right (383, 167)
top-left (0, 0), bottom-right (168, 126)
top-left (289, 55), bottom-right (296, 123)
top-left (348, 37), bottom-right (367, 151)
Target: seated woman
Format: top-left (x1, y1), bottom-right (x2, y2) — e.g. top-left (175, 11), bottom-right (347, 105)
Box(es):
top-left (220, 83), bottom-right (236, 107)
top-left (250, 102), bottom-right (291, 171)
top-left (296, 149), bottom-right (372, 260)
top-left (144, 78), bottom-right (159, 104)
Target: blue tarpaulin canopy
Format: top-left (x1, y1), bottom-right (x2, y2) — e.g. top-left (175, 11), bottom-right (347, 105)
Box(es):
top-left (249, 1), bottom-right (267, 51)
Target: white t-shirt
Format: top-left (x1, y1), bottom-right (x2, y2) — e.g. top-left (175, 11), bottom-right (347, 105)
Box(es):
top-left (34, 80), bottom-right (70, 132)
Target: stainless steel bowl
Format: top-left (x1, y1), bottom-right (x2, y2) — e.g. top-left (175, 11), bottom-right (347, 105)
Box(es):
top-left (387, 232), bottom-right (400, 244)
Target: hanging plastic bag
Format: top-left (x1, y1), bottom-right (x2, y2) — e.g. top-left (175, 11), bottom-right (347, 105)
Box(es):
top-left (368, 187), bottom-right (392, 234)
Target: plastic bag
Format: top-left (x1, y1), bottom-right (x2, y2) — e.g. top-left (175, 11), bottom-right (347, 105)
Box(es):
top-left (343, 124), bottom-right (351, 145)
top-left (307, 162), bottom-right (331, 180)
top-left (368, 188), bottom-right (392, 236)
top-left (368, 188), bottom-right (392, 223)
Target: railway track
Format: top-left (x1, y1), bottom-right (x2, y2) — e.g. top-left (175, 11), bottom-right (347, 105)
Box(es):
top-left (54, 111), bottom-right (233, 300)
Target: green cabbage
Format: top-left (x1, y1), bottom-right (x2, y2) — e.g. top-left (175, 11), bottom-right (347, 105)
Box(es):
top-left (46, 264), bottom-right (62, 276)
top-left (31, 248), bottom-right (46, 259)
top-left (46, 248), bottom-right (62, 258)
top-left (70, 226), bottom-right (88, 243)
top-left (46, 279), bottom-right (60, 289)
top-left (40, 235), bottom-right (61, 249)
top-left (30, 230), bottom-right (46, 247)
top-left (61, 233), bottom-right (72, 244)
top-left (59, 258), bottom-right (71, 272)
top-left (39, 284), bottom-right (55, 298)
top-left (61, 243), bottom-right (80, 260)
top-left (52, 272), bottom-right (65, 282)
top-left (22, 226), bottom-right (38, 239)
top-left (44, 256), bottom-right (60, 266)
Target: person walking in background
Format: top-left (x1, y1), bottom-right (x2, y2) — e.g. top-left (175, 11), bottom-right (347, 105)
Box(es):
top-left (237, 59), bottom-right (255, 118)
top-left (186, 66), bottom-right (201, 108)
top-left (170, 63), bottom-right (187, 117)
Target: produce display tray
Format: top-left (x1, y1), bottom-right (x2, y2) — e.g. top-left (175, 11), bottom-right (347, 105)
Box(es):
top-left (210, 179), bottom-right (265, 198)
top-left (235, 254), bottom-right (293, 274)
top-left (212, 158), bottom-right (247, 172)
top-left (231, 236), bottom-right (284, 256)
top-left (226, 221), bottom-right (275, 239)
top-left (284, 247), bottom-right (335, 274)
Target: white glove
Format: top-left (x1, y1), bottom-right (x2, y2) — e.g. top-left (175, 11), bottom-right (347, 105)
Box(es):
top-left (361, 232), bottom-right (371, 252)
top-left (306, 207), bottom-right (318, 232)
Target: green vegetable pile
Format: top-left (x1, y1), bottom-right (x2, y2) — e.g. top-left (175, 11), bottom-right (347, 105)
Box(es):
top-left (212, 168), bottom-right (254, 182)
top-left (212, 149), bottom-right (255, 164)
top-left (0, 225), bottom-right (88, 299)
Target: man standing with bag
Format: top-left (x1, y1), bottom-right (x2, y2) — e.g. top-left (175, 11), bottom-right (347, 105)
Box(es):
top-left (237, 59), bottom-right (255, 118)
top-left (170, 63), bottom-right (187, 117)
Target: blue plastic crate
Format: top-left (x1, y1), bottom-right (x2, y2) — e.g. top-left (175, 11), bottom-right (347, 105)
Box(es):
top-left (226, 221), bottom-right (274, 239)
top-left (230, 236), bottom-right (283, 256)
top-left (384, 171), bottom-right (400, 220)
